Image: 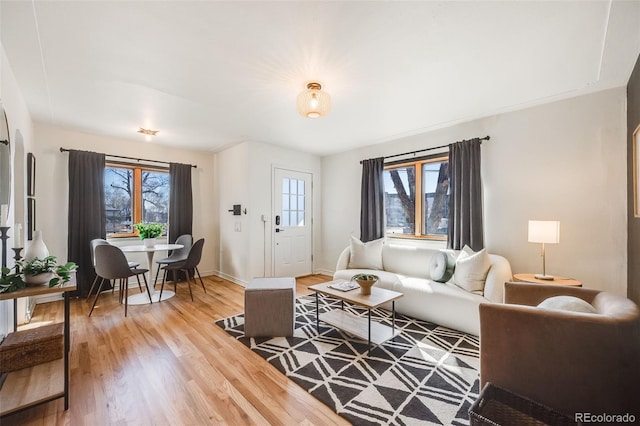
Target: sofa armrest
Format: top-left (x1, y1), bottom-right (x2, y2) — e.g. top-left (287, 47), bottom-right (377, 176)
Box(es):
top-left (335, 247), bottom-right (351, 271)
top-left (482, 254), bottom-right (513, 303)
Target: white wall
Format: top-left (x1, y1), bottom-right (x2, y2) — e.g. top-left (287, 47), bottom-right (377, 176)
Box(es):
top-left (216, 142), bottom-right (250, 283)
top-left (31, 123), bottom-right (218, 281)
top-left (320, 87), bottom-right (628, 296)
top-left (1, 44), bottom-right (36, 331)
top-left (217, 141), bottom-right (322, 284)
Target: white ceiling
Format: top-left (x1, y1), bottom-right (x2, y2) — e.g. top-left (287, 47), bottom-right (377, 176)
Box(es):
top-left (1, 1), bottom-right (639, 156)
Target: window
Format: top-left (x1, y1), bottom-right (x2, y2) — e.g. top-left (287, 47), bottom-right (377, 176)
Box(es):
top-left (104, 163), bottom-right (170, 237)
top-left (383, 156), bottom-right (449, 239)
top-left (282, 177), bottom-right (305, 227)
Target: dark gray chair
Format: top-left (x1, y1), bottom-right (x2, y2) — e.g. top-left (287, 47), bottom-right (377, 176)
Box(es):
top-left (153, 234), bottom-right (193, 285)
top-left (91, 244), bottom-right (150, 317)
top-left (87, 238), bottom-right (143, 300)
top-left (159, 238), bottom-right (205, 301)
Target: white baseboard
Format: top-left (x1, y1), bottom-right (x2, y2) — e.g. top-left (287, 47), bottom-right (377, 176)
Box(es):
top-left (30, 270), bottom-right (247, 308)
top-left (313, 268), bottom-right (335, 277)
top-left (214, 271), bottom-right (248, 287)
top-left (33, 293), bottom-right (64, 305)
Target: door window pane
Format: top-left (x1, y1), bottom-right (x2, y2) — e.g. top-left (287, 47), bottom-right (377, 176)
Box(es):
top-left (281, 177), bottom-right (306, 228)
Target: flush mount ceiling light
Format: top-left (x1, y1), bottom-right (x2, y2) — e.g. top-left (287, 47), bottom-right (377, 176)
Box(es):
top-left (296, 82), bottom-right (331, 118)
top-left (138, 127), bottom-right (158, 142)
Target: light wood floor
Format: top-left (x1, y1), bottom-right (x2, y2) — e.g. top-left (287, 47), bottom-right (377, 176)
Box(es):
top-left (2, 274), bottom-right (350, 426)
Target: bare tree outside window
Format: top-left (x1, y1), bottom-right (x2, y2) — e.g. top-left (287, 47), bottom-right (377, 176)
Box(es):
top-left (142, 171), bottom-right (169, 225)
top-left (105, 168), bottom-right (133, 234)
top-left (424, 162), bottom-right (449, 235)
top-left (384, 167), bottom-right (415, 235)
top-left (383, 157), bottom-right (448, 238)
top-left (105, 165), bottom-right (169, 236)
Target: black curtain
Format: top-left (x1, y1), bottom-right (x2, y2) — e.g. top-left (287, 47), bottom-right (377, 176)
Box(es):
top-left (360, 157), bottom-right (385, 242)
top-left (168, 163), bottom-right (193, 243)
top-left (67, 150), bottom-right (105, 297)
top-left (447, 139), bottom-right (484, 251)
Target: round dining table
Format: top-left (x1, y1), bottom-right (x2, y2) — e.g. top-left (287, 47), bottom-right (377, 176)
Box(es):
top-left (120, 243), bottom-right (183, 304)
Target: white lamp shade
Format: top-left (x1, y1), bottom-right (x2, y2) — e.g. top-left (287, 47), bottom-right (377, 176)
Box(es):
top-left (528, 220), bottom-right (560, 244)
top-left (296, 82), bottom-right (331, 118)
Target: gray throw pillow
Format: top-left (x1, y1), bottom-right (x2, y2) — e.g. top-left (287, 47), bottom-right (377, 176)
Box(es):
top-left (429, 251), bottom-right (455, 283)
top-left (537, 296), bottom-right (598, 314)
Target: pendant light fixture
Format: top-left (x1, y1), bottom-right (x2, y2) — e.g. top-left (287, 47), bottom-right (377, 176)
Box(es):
top-left (138, 128), bottom-right (158, 142)
top-left (296, 82), bottom-right (331, 118)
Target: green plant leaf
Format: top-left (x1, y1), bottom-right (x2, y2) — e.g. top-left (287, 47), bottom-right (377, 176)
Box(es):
top-left (134, 222), bottom-right (163, 239)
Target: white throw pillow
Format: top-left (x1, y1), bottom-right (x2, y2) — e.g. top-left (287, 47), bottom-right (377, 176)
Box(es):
top-left (453, 245), bottom-right (491, 293)
top-left (537, 296), bottom-right (598, 314)
top-left (348, 236), bottom-right (384, 270)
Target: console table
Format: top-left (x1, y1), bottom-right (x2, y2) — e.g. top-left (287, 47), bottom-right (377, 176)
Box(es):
top-left (0, 281), bottom-right (75, 417)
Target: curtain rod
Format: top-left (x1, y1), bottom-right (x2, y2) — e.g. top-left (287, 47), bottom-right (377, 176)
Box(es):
top-left (360, 135), bottom-right (490, 164)
top-left (59, 148), bottom-right (197, 168)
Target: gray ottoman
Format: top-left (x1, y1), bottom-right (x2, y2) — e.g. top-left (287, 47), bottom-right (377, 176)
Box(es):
top-left (244, 277), bottom-right (296, 337)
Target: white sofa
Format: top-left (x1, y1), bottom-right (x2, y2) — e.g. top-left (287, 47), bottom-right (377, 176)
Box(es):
top-left (333, 244), bottom-right (513, 336)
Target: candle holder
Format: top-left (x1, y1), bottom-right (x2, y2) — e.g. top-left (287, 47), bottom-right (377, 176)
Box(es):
top-left (12, 247), bottom-right (23, 273)
top-left (0, 226), bottom-right (9, 275)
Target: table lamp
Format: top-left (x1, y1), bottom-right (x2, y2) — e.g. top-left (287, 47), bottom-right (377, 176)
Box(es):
top-left (528, 220), bottom-right (560, 280)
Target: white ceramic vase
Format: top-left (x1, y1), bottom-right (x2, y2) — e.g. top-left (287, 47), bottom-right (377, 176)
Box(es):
top-left (143, 238), bottom-right (156, 248)
top-left (25, 230), bottom-right (49, 261)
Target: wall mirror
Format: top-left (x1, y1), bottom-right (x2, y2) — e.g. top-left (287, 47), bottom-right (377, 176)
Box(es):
top-left (0, 103), bottom-right (11, 210)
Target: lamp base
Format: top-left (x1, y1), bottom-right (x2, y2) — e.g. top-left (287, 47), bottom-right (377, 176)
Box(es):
top-left (534, 274), bottom-right (555, 281)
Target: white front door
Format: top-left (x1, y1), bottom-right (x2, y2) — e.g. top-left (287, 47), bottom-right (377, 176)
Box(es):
top-left (273, 168), bottom-right (312, 277)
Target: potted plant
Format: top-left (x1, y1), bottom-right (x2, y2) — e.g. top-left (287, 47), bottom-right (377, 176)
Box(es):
top-left (134, 222), bottom-right (163, 247)
top-left (351, 273), bottom-right (379, 295)
top-left (0, 256), bottom-right (78, 291)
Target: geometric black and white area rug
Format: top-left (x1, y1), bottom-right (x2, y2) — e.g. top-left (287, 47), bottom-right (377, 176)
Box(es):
top-left (216, 294), bottom-right (480, 425)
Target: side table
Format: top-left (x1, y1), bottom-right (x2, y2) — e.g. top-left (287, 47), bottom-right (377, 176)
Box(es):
top-left (0, 281), bottom-right (76, 417)
top-left (513, 273), bottom-right (582, 287)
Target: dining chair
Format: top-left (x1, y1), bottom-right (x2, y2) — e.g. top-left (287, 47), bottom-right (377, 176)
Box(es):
top-left (159, 238), bottom-right (206, 302)
top-left (90, 244), bottom-right (151, 317)
top-left (153, 234), bottom-right (193, 285)
top-left (87, 238), bottom-right (144, 300)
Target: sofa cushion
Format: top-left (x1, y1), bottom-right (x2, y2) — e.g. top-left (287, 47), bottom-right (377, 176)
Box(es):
top-left (429, 251), bottom-right (455, 283)
top-left (382, 244), bottom-right (435, 279)
top-left (538, 295), bottom-right (598, 314)
top-left (453, 245), bottom-right (491, 293)
top-left (348, 236), bottom-right (384, 270)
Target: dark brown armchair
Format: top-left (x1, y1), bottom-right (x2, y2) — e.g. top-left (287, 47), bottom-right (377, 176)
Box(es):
top-left (479, 282), bottom-right (640, 418)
